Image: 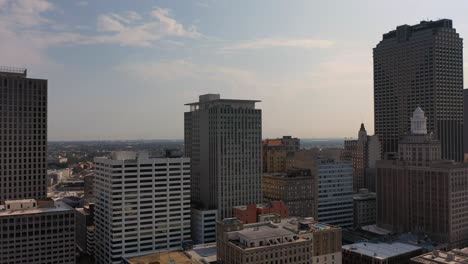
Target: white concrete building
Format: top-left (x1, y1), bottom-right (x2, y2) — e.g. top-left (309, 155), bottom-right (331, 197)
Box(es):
top-left (192, 208), bottom-right (217, 244)
top-left (94, 151), bottom-right (191, 264)
top-left (317, 160), bottom-right (354, 228)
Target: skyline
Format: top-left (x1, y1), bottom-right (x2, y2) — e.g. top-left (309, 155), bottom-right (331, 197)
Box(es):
top-left (3, 0), bottom-right (468, 140)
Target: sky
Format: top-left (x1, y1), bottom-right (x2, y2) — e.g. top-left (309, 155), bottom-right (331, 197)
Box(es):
top-left (2, 0), bottom-right (468, 141)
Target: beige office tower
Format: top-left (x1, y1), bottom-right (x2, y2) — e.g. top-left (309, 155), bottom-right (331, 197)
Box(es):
top-left (377, 108), bottom-right (468, 248)
top-left (216, 217), bottom-right (342, 264)
top-left (0, 199), bottom-right (75, 264)
top-left (0, 67), bottom-right (47, 204)
top-left (185, 94), bottom-right (262, 219)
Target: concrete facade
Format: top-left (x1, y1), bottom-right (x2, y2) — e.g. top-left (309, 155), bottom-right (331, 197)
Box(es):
top-left (353, 189), bottom-right (376, 228)
top-left (191, 208), bottom-right (217, 245)
top-left (0, 68), bottom-right (47, 204)
top-left (0, 199), bottom-right (75, 264)
top-left (374, 19), bottom-right (464, 161)
top-left (94, 151), bottom-right (191, 264)
top-left (185, 94), bottom-right (262, 220)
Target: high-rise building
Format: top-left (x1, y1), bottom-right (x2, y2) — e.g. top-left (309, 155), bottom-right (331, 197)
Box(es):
top-left (0, 67), bottom-right (47, 204)
top-left (76, 203), bottom-right (95, 257)
top-left (317, 160), bottom-right (354, 228)
top-left (342, 124), bottom-right (381, 192)
top-left (263, 168), bottom-right (316, 217)
top-left (216, 217), bottom-right (342, 264)
top-left (464, 89), bottom-right (468, 162)
top-left (94, 151), bottom-right (191, 264)
top-left (0, 199), bottom-right (75, 264)
top-left (184, 94), bottom-right (262, 219)
top-left (191, 208), bottom-right (217, 245)
top-left (374, 19), bottom-right (463, 161)
top-left (377, 108), bottom-right (468, 248)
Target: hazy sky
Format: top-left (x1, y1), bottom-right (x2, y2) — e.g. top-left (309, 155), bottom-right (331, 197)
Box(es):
top-left (2, 0), bottom-right (468, 140)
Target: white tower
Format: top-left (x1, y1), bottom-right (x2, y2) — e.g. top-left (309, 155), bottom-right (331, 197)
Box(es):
top-left (410, 107), bottom-right (427, 135)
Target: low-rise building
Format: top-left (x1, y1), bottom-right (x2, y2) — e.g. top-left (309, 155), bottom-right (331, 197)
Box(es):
top-left (0, 199), bottom-right (75, 264)
top-left (233, 201), bottom-right (288, 224)
top-left (123, 251), bottom-right (203, 264)
top-left (217, 217), bottom-right (342, 264)
top-left (342, 241), bottom-right (423, 264)
top-left (353, 189), bottom-right (376, 228)
top-left (411, 248), bottom-right (468, 263)
top-left (186, 243), bottom-right (217, 264)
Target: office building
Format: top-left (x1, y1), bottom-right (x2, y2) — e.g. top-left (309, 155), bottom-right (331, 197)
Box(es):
top-left (94, 151), bottom-right (191, 264)
top-left (263, 136), bottom-right (300, 173)
top-left (377, 108), bottom-right (468, 248)
top-left (353, 189), bottom-right (376, 228)
top-left (0, 199), bottom-right (75, 264)
top-left (83, 174), bottom-right (94, 203)
top-left (233, 201), bottom-right (289, 224)
top-left (76, 203), bottom-right (95, 256)
top-left (185, 94), bottom-right (262, 219)
top-left (342, 241), bottom-right (423, 264)
top-left (0, 67), bottom-right (47, 204)
top-left (263, 168), bottom-right (316, 217)
top-left (191, 208), bottom-right (217, 245)
top-left (464, 89), bottom-right (468, 162)
top-left (342, 124), bottom-right (381, 192)
top-left (317, 160), bottom-right (354, 228)
top-left (217, 217), bottom-right (342, 264)
top-left (411, 248), bottom-right (468, 263)
top-left (374, 19), bottom-right (464, 161)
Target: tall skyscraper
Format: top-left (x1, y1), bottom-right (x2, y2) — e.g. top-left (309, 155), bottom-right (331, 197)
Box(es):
top-left (94, 151), bottom-right (191, 264)
top-left (185, 94), bottom-right (262, 219)
top-left (0, 67), bottom-right (47, 204)
top-left (374, 19), bottom-right (463, 161)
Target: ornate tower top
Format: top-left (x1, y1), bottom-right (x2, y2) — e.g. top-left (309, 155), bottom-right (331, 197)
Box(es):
top-left (358, 123), bottom-right (367, 143)
top-left (410, 107), bottom-right (427, 134)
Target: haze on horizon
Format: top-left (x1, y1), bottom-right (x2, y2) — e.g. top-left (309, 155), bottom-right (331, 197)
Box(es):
top-left (2, 0), bottom-right (468, 141)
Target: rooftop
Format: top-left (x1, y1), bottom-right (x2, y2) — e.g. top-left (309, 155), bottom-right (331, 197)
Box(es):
top-left (0, 201), bottom-right (73, 216)
top-left (0, 66), bottom-right (27, 77)
top-left (343, 241), bottom-right (422, 260)
top-left (411, 248), bottom-right (468, 263)
top-left (124, 251), bottom-right (202, 264)
top-left (185, 243), bottom-right (217, 264)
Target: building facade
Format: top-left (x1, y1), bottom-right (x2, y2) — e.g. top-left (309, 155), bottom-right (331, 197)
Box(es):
top-left (374, 19), bottom-right (464, 161)
top-left (191, 208), bottom-right (217, 244)
top-left (263, 168), bottom-right (316, 218)
top-left (377, 109), bottom-right (468, 248)
top-left (185, 94), bottom-right (262, 219)
top-left (217, 217), bottom-right (342, 264)
top-left (353, 189), bottom-right (376, 228)
top-left (0, 199), bottom-right (75, 264)
top-left (342, 124), bottom-right (381, 192)
top-left (317, 160), bottom-right (354, 228)
top-left (263, 136), bottom-right (300, 173)
top-left (94, 151), bottom-right (191, 264)
top-left (0, 67), bottom-right (47, 204)
top-left (76, 203), bottom-right (95, 257)
top-left (233, 201), bottom-right (289, 224)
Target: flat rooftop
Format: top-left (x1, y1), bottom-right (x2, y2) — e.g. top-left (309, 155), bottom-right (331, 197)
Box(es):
top-left (238, 225), bottom-right (293, 240)
top-left (343, 242), bottom-right (422, 260)
top-left (0, 201), bottom-right (72, 216)
top-left (185, 243), bottom-right (217, 263)
top-left (411, 248), bottom-right (468, 263)
top-left (124, 251), bottom-right (202, 264)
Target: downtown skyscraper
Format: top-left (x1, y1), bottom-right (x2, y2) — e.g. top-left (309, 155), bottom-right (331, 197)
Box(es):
top-left (0, 67), bottom-right (47, 204)
top-left (374, 19), bottom-right (464, 161)
top-left (185, 94), bottom-right (262, 220)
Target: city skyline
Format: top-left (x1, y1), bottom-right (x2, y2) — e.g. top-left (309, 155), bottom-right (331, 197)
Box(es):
top-left (3, 0), bottom-right (468, 140)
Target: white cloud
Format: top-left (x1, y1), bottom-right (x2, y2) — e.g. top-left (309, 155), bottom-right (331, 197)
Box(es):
top-left (96, 8), bottom-right (200, 47)
top-left (223, 38), bottom-right (334, 51)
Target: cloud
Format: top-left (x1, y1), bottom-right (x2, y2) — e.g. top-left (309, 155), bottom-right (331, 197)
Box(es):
top-left (223, 38), bottom-right (334, 51)
top-left (95, 8), bottom-right (200, 47)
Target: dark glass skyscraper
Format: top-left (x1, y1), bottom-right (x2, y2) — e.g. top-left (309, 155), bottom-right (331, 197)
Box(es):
top-left (374, 19), bottom-right (463, 161)
top-left (0, 67), bottom-right (47, 204)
